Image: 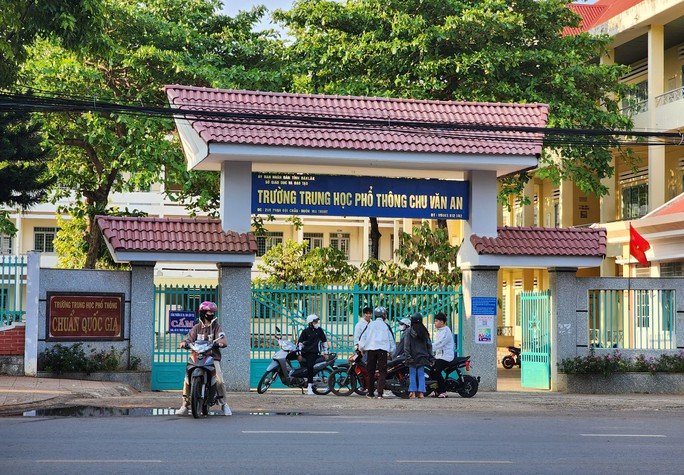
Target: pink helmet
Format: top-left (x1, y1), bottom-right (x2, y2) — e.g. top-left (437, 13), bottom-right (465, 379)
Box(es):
top-left (199, 301), bottom-right (218, 313)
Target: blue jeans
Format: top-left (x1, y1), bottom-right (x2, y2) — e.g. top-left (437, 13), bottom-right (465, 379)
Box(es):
top-left (408, 366), bottom-right (425, 393)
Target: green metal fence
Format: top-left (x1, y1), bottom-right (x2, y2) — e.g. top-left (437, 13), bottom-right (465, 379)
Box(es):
top-left (250, 283), bottom-right (462, 388)
top-left (0, 256), bottom-right (26, 326)
top-left (588, 289), bottom-right (676, 350)
top-left (520, 290), bottom-right (551, 390)
top-left (151, 284), bottom-right (219, 390)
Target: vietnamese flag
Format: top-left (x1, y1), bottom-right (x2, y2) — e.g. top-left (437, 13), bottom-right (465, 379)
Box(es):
top-left (629, 224), bottom-right (651, 266)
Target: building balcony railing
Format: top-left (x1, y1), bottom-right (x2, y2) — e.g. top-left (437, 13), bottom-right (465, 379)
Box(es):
top-left (656, 86), bottom-right (684, 107)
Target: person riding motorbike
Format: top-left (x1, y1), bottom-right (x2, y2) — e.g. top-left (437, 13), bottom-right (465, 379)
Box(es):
top-left (176, 301), bottom-right (231, 416)
top-left (297, 314), bottom-right (330, 395)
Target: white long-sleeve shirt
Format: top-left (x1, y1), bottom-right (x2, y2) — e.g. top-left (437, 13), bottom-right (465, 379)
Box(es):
top-left (359, 319), bottom-right (396, 353)
top-left (353, 319), bottom-right (370, 345)
top-left (433, 326), bottom-right (454, 362)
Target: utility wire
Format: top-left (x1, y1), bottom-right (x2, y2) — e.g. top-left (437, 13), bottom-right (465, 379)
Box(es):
top-left (0, 90), bottom-right (681, 147)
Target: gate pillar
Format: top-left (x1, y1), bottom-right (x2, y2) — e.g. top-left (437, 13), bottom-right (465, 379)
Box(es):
top-left (218, 263), bottom-right (252, 391)
top-left (548, 267), bottom-right (578, 390)
top-left (460, 265), bottom-right (499, 391)
top-left (131, 264), bottom-right (155, 371)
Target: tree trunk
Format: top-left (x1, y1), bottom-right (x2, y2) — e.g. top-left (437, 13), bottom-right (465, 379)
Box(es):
top-left (84, 213), bottom-right (101, 269)
top-left (370, 217), bottom-right (381, 260)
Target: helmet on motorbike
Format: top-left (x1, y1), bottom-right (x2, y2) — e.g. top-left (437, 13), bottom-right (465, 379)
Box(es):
top-left (306, 314), bottom-right (320, 325)
top-left (198, 301), bottom-right (218, 324)
top-left (399, 317), bottom-right (411, 328)
top-left (374, 306), bottom-right (387, 319)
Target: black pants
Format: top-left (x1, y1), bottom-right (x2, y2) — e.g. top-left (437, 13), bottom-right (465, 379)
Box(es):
top-left (366, 349), bottom-right (388, 396)
top-left (431, 359), bottom-right (449, 394)
top-left (301, 352), bottom-right (319, 385)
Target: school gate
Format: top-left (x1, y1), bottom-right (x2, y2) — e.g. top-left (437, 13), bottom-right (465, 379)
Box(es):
top-left (151, 283), bottom-right (462, 390)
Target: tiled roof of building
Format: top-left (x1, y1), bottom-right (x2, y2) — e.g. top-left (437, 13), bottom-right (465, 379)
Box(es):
top-left (645, 193), bottom-right (684, 218)
top-left (567, 0), bottom-right (644, 34)
top-left (470, 226), bottom-right (606, 257)
top-left (96, 216), bottom-right (257, 254)
top-left (165, 85), bottom-right (549, 157)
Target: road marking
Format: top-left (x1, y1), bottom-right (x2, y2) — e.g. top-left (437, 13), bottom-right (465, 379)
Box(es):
top-left (242, 430), bottom-right (338, 434)
top-left (38, 460), bottom-right (162, 463)
top-left (397, 460), bottom-right (513, 464)
top-left (581, 434), bottom-right (666, 438)
top-left (0, 389), bottom-right (71, 395)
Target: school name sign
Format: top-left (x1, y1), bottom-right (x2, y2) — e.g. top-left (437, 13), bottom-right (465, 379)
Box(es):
top-left (252, 173), bottom-right (469, 220)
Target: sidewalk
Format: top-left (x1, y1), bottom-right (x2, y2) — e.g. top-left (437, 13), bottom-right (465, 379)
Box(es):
top-left (2, 374), bottom-right (684, 415)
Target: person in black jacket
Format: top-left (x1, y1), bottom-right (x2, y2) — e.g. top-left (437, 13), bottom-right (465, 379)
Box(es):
top-left (297, 314), bottom-right (329, 395)
top-left (403, 312), bottom-right (433, 399)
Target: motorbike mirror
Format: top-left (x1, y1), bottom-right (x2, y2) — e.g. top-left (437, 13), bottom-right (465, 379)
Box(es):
top-left (218, 332), bottom-right (226, 339)
top-left (275, 326), bottom-right (281, 333)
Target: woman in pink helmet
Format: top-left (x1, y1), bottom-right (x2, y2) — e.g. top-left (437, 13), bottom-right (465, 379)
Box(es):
top-left (176, 301), bottom-right (231, 416)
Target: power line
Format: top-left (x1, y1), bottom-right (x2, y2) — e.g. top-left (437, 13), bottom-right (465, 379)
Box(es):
top-left (0, 90), bottom-right (681, 147)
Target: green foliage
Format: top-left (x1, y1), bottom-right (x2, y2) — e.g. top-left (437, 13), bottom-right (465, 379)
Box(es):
top-left (38, 343), bottom-right (135, 374)
top-left (558, 349), bottom-right (684, 375)
top-left (276, 0), bottom-right (633, 201)
top-left (256, 240), bottom-right (357, 284)
top-left (19, 0), bottom-right (289, 268)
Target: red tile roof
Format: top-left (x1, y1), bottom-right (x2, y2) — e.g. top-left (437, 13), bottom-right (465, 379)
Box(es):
top-left (470, 226), bottom-right (606, 257)
top-left (645, 193), bottom-right (684, 218)
top-left (165, 85), bottom-right (549, 157)
top-left (567, 0), bottom-right (644, 34)
top-left (96, 216), bottom-right (257, 254)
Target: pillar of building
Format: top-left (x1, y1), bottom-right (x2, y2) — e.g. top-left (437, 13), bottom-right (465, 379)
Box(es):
top-left (218, 263), bottom-right (252, 391)
top-left (460, 265), bottom-right (499, 391)
top-left (548, 267), bottom-right (579, 391)
top-left (23, 251), bottom-right (40, 375)
top-left (464, 170), bottom-right (497, 238)
top-left (130, 264), bottom-right (155, 371)
top-left (648, 24), bottom-right (666, 211)
top-left (220, 161), bottom-right (252, 233)
top-left (560, 179), bottom-right (574, 228)
top-left (522, 178), bottom-right (535, 227)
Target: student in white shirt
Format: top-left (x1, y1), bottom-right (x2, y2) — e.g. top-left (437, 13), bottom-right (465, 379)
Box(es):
top-left (431, 312), bottom-right (454, 398)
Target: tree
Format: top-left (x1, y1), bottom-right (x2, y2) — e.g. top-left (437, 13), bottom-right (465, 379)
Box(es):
top-left (275, 0), bottom-right (633, 202)
top-left (20, 0), bottom-right (288, 268)
top-left (256, 240), bottom-right (357, 284)
top-left (0, 0), bottom-right (102, 234)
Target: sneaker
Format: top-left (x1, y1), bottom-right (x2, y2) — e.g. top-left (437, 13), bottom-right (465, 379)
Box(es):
top-left (376, 394), bottom-right (384, 399)
top-left (222, 403), bottom-right (232, 416)
top-left (176, 405), bottom-right (189, 416)
top-left (307, 387), bottom-right (315, 395)
top-left (365, 393), bottom-right (374, 399)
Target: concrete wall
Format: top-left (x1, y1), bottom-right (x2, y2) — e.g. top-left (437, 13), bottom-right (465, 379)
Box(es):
top-left (550, 273), bottom-right (684, 390)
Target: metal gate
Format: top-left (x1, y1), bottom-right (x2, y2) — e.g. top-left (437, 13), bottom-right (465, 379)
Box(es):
top-left (152, 285), bottom-right (219, 390)
top-left (250, 284), bottom-right (462, 389)
top-left (519, 290), bottom-right (551, 389)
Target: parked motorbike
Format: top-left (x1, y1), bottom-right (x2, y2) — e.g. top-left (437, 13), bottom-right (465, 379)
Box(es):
top-left (328, 350), bottom-right (368, 396)
top-left (425, 355), bottom-right (480, 398)
top-left (501, 346), bottom-right (521, 369)
top-left (257, 326), bottom-right (337, 395)
top-left (182, 333), bottom-right (225, 419)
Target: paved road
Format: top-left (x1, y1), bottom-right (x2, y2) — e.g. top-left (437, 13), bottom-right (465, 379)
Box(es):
top-left (2, 409), bottom-right (683, 475)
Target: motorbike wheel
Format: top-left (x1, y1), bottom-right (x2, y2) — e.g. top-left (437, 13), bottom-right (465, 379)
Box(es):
top-left (312, 367), bottom-right (333, 395)
top-left (257, 369), bottom-right (278, 394)
top-left (329, 367), bottom-right (356, 396)
top-left (190, 378), bottom-right (203, 419)
top-left (354, 374), bottom-right (367, 396)
top-left (457, 375), bottom-right (479, 398)
top-left (501, 356), bottom-right (515, 370)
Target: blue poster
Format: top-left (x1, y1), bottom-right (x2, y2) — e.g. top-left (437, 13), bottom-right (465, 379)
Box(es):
top-left (168, 310), bottom-right (196, 334)
top-left (252, 173), bottom-right (469, 220)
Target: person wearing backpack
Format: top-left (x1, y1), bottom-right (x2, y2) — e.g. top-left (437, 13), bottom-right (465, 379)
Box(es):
top-left (359, 306), bottom-right (396, 399)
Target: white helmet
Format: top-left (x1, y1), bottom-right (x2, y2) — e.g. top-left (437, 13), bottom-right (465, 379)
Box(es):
top-left (399, 318), bottom-right (411, 327)
top-left (306, 314), bottom-right (320, 324)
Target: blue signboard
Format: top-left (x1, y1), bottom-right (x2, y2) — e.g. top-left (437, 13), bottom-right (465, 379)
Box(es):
top-left (471, 297), bottom-right (497, 316)
top-left (252, 173), bottom-right (469, 220)
top-left (168, 310), bottom-right (196, 334)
